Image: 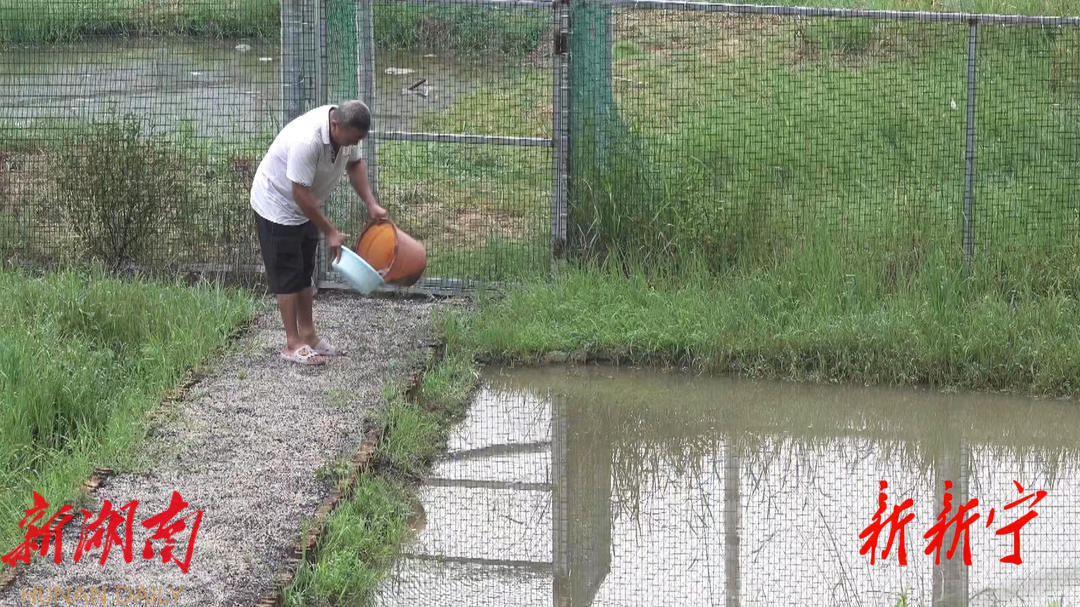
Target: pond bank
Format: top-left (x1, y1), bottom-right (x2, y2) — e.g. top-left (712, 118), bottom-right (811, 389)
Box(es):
top-left (445, 266), bottom-right (1080, 399)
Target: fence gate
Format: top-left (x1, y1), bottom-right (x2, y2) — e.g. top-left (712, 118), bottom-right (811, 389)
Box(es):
top-left (278, 0), bottom-right (569, 295)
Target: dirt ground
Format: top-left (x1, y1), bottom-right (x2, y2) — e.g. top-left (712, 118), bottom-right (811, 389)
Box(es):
top-left (0, 291), bottom-right (442, 607)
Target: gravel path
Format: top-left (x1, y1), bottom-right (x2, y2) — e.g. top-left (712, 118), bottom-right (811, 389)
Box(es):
top-left (0, 292), bottom-right (439, 607)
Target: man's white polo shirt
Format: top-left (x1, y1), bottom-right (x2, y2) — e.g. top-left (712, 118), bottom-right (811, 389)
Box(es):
top-left (250, 104), bottom-right (363, 226)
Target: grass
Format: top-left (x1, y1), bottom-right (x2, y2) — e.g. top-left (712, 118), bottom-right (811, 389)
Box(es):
top-left (7, 9), bottom-right (1078, 283)
top-left (281, 345), bottom-right (479, 607)
top-left (0, 267), bottom-right (259, 555)
top-left (745, 0), bottom-right (1079, 12)
top-left (1, 111), bottom-right (553, 282)
top-left (282, 477), bottom-right (413, 607)
top-left (373, 3), bottom-right (548, 56)
top-left (0, 1), bottom-right (550, 51)
top-left (4, 0), bottom-right (1080, 394)
top-left (1, 0), bottom-right (1077, 48)
top-left (0, 0), bottom-right (280, 45)
top-left (0, 115), bottom-right (273, 273)
top-left (375, 140), bottom-right (551, 282)
top-left (573, 17), bottom-right (1080, 272)
top-left (551, 18), bottom-right (1080, 391)
top-left (445, 248), bottom-right (1080, 397)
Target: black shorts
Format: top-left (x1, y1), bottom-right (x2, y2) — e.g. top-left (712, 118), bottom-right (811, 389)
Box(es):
top-left (255, 214), bottom-right (320, 294)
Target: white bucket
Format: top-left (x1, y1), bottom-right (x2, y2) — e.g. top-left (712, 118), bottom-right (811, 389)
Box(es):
top-left (332, 245), bottom-right (384, 295)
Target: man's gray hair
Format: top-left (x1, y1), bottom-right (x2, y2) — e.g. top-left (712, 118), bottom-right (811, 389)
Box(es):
top-left (336, 100), bottom-right (371, 133)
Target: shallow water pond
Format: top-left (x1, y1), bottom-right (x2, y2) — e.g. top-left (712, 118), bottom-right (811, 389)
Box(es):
top-left (375, 365), bottom-right (1080, 607)
top-left (1, 39), bottom-right (507, 138)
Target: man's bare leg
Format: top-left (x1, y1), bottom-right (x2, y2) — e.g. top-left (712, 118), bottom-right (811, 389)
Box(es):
top-left (278, 292), bottom-right (322, 356)
top-left (279, 291), bottom-right (326, 362)
top-left (277, 293), bottom-right (301, 351)
top-left (297, 286), bottom-right (320, 347)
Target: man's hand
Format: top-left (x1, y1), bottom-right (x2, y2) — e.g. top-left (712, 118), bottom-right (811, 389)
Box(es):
top-left (367, 202), bottom-right (389, 223)
top-left (328, 230), bottom-right (349, 263)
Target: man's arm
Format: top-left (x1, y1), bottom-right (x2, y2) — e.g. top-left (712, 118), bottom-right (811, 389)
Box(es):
top-left (292, 181), bottom-right (347, 262)
top-left (285, 139), bottom-right (350, 261)
top-left (347, 159), bottom-right (388, 221)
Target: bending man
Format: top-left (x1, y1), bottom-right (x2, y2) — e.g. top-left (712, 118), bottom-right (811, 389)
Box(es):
top-left (250, 100), bottom-right (387, 365)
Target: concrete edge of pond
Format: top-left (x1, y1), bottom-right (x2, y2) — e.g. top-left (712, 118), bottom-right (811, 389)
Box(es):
top-left (477, 350), bottom-right (696, 369)
top-left (475, 351), bottom-right (1080, 401)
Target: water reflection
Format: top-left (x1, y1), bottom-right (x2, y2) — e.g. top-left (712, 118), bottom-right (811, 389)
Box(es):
top-left (374, 366), bottom-right (1080, 607)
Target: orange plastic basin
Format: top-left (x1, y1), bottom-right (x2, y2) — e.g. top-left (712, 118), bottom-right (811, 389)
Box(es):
top-left (357, 222), bottom-right (396, 272)
top-left (355, 220), bottom-right (427, 287)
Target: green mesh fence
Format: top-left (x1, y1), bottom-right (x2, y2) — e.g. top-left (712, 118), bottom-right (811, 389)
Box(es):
top-left (570, 0), bottom-right (617, 168)
top-left (567, 5), bottom-right (1080, 279)
top-left (0, 0), bottom-right (554, 290)
top-left (3, 1), bottom-right (1080, 288)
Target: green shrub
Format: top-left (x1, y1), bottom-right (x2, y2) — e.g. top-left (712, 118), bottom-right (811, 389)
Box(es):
top-left (53, 114), bottom-right (189, 270)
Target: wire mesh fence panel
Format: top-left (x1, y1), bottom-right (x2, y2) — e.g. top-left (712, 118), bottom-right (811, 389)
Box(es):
top-left (973, 24), bottom-right (1080, 261)
top-left (573, 7), bottom-right (976, 269)
top-left (0, 0), bottom-right (557, 290)
top-left (316, 0), bottom-right (556, 290)
top-left (5, 1), bottom-right (1080, 290)
top-left (0, 0), bottom-right (283, 282)
top-left (569, 3), bottom-right (1080, 276)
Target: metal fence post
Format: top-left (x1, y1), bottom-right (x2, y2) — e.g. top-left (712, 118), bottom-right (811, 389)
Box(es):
top-left (553, 0), bottom-right (571, 260)
top-left (315, 0), bottom-right (328, 106)
top-left (963, 18), bottom-right (979, 261)
top-left (281, 0), bottom-right (304, 123)
top-left (356, 0), bottom-right (378, 198)
top-left (313, 0), bottom-right (332, 288)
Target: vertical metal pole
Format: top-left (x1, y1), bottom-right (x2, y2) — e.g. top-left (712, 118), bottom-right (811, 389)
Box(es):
top-left (314, 0), bottom-right (329, 288)
top-left (315, 0), bottom-right (328, 106)
top-left (551, 397), bottom-right (570, 607)
top-left (281, 0), bottom-right (304, 123)
top-left (931, 442), bottom-right (970, 607)
top-left (356, 0), bottom-right (378, 198)
top-left (301, 0), bottom-right (317, 111)
top-left (963, 19), bottom-right (978, 261)
top-left (552, 0), bottom-right (571, 261)
top-left (723, 441), bottom-right (741, 607)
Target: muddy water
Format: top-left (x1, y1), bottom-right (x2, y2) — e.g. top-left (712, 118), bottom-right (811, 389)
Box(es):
top-left (374, 366), bottom-right (1080, 607)
top-left (0, 39), bottom-right (500, 138)
top-left (1, 39), bottom-right (281, 138)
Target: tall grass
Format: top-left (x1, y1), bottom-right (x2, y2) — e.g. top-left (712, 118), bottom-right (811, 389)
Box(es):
top-left (445, 248), bottom-right (1080, 396)
top-left (282, 477), bottom-right (414, 607)
top-left (0, 0), bottom-right (1075, 48)
top-left (0, 115), bottom-right (270, 272)
top-left (373, 3), bottom-right (548, 56)
top-left (0, 268), bottom-right (258, 554)
top-left (0, 0), bottom-right (550, 52)
top-left (0, 0), bottom-right (280, 45)
top-left (573, 23), bottom-right (1080, 275)
top-left (746, 0), bottom-right (1079, 13)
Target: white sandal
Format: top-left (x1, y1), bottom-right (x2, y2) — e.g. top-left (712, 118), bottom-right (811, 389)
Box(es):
top-left (280, 345), bottom-right (327, 365)
top-left (312, 338), bottom-right (346, 357)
